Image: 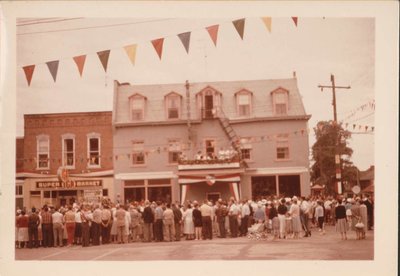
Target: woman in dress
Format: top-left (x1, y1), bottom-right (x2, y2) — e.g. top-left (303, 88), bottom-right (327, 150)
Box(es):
top-left (17, 210), bottom-right (29, 248)
top-left (192, 202), bottom-right (203, 240)
top-left (289, 197), bottom-right (301, 239)
top-left (359, 199), bottom-right (368, 239)
top-left (110, 204), bottom-right (118, 243)
top-left (183, 204), bottom-right (195, 240)
top-left (350, 198), bottom-right (361, 239)
top-left (335, 198), bottom-right (348, 240)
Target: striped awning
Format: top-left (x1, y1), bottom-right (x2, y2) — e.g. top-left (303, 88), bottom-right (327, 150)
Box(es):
top-left (178, 173), bottom-right (241, 184)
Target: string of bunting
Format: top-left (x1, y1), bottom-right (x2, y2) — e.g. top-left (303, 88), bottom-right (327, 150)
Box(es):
top-left (16, 122), bottom-right (375, 164)
top-left (340, 99), bottom-right (375, 122)
top-left (21, 17), bottom-right (299, 86)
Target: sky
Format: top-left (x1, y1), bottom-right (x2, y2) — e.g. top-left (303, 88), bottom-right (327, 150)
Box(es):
top-left (16, 17), bottom-right (375, 170)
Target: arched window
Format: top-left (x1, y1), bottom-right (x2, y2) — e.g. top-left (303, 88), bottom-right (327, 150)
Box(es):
top-left (235, 89), bottom-right (252, 117)
top-left (165, 92), bottom-right (182, 120)
top-left (271, 87), bottom-right (289, 116)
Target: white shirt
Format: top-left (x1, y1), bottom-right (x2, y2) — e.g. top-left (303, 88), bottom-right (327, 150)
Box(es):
top-left (52, 211), bottom-right (64, 224)
top-left (75, 212), bottom-right (82, 223)
top-left (241, 204), bottom-right (251, 217)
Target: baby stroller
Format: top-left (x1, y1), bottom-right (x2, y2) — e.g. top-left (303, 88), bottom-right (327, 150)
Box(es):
top-left (247, 222), bottom-right (268, 241)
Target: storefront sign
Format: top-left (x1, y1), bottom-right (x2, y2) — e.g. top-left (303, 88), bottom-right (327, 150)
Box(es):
top-left (36, 180), bottom-right (102, 189)
top-left (84, 189), bottom-right (102, 203)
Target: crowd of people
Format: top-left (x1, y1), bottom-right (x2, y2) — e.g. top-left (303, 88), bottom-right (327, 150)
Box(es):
top-left (15, 194), bottom-right (374, 249)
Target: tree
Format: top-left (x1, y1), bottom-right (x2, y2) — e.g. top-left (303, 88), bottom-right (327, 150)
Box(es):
top-left (310, 121), bottom-right (358, 195)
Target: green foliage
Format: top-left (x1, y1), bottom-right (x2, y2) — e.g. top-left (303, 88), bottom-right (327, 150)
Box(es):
top-left (310, 121), bottom-right (357, 194)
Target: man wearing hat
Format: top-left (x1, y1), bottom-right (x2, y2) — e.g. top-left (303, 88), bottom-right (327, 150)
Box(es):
top-left (28, 207), bottom-right (40, 248)
top-left (277, 199), bottom-right (288, 239)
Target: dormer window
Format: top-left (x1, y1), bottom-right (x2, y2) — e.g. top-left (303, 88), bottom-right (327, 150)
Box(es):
top-left (271, 87), bottom-right (289, 116)
top-left (165, 92), bottom-right (182, 120)
top-left (235, 89), bottom-right (252, 117)
top-left (129, 93), bottom-right (146, 121)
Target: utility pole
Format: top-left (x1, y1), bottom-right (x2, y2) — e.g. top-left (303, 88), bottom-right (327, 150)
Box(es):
top-left (318, 74), bottom-right (351, 195)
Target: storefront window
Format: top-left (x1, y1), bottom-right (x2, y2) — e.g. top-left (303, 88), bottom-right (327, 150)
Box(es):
top-left (251, 176), bottom-right (276, 200)
top-left (124, 187), bottom-right (145, 202)
top-left (148, 186), bottom-right (172, 203)
top-left (278, 175), bottom-right (301, 197)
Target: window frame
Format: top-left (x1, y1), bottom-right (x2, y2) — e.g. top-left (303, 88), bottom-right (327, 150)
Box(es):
top-left (87, 133), bottom-right (101, 168)
top-left (36, 134), bottom-right (50, 170)
top-left (204, 138), bottom-right (217, 159)
top-left (275, 134), bottom-right (290, 161)
top-left (239, 137), bottom-right (253, 161)
top-left (131, 140), bottom-right (146, 167)
top-left (271, 88), bottom-right (289, 116)
top-left (129, 93), bottom-right (146, 121)
top-left (168, 139), bottom-right (181, 164)
top-left (165, 92), bottom-right (182, 120)
top-left (235, 90), bottom-right (252, 117)
top-left (62, 133), bottom-right (75, 169)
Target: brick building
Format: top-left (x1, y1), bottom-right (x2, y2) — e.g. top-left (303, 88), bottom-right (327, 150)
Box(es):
top-left (16, 111), bottom-right (114, 209)
top-left (112, 77), bottom-right (311, 204)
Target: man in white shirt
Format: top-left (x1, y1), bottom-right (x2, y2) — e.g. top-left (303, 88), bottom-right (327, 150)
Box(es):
top-left (200, 200), bottom-right (213, 240)
top-left (52, 208), bottom-right (64, 247)
top-left (300, 197), bottom-right (311, 237)
top-left (228, 198), bottom-right (239, 238)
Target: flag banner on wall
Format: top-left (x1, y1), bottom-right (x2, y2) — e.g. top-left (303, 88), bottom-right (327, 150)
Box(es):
top-left (22, 65), bottom-right (35, 86)
top-left (292, 17), bottom-right (298, 26)
top-left (73, 55), bottom-right (86, 77)
top-left (206, 24), bottom-right (219, 46)
top-left (177, 32), bottom-right (191, 54)
top-left (46, 60), bottom-right (60, 82)
top-left (232, 18), bottom-right (246, 40)
top-left (151, 38), bottom-right (164, 60)
top-left (97, 50), bottom-right (111, 72)
top-left (124, 44), bottom-right (137, 65)
top-left (261, 17), bottom-right (272, 33)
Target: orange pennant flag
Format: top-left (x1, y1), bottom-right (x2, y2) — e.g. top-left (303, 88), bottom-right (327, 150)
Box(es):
top-left (97, 50), bottom-right (111, 72)
top-left (261, 17), bottom-right (272, 33)
top-left (73, 55), bottom-right (86, 77)
top-left (46, 60), bottom-right (59, 82)
top-left (124, 44), bottom-right (137, 65)
top-left (292, 17), bottom-right (298, 27)
top-left (206, 25), bottom-right (219, 46)
top-left (22, 65), bottom-right (35, 86)
top-left (232, 18), bottom-right (246, 40)
top-left (151, 38), bottom-right (164, 60)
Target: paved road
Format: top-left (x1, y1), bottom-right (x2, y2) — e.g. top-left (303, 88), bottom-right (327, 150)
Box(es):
top-left (15, 225), bottom-right (373, 261)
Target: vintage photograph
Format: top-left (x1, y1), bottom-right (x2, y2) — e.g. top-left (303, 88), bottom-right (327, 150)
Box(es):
top-left (0, 3), bottom-right (398, 275)
top-left (13, 15), bottom-right (376, 261)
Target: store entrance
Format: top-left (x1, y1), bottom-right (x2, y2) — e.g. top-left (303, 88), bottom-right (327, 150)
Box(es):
top-left (58, 190), bottom-right (77, 207)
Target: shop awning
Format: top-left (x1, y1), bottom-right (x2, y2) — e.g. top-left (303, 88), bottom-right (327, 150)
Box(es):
top-left (16, 172), bottom-right (56, 178)
top-left (115, 171), bottom-right (177, 180)
top-left (245, 166), bottom-right (309, 175)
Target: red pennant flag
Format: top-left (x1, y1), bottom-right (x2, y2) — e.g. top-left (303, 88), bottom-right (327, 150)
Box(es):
top-left (177, 32), bottom-right (191, 54)
top-left (46, 60), bottom-right (60, 82)
top-left (206, 25), bottom-right (219, 46)
top-left (73, 55), bottom-right (86, 77)
top-left (97, 50), bottom-right (111, 72)
top-left (151, 38), bottom-right (164, 60)
top-left (292, 17), bottom-right (298, 26)
top-left (22, 65), bottom-right (35, 86)
top-left (232, 18), bottom-right (246, 40)
top-left (365, 126), bottom-right (368, 131)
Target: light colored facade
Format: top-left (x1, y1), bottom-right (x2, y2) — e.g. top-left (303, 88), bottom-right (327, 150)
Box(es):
top-left (16, 112), bottom-right (114, 210)
top-left (113, 77), bottom-right (311, 204)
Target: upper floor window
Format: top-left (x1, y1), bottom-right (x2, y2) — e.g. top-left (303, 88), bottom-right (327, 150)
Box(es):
top-left (132, 141), bottom-right (145, 166)
top-left (168, 139), bottom-right (181, 164)
top-left (276, 134), bottom-right (290, 160)
top-left (87, 133), bottom-right (101, 168)
top-left (239, 137), bottom-right (252, 160)
top-left (271, 87), bottom-right (289, 116)
top-left (36, 135), bottom-right (50, 169)
top-left (205, 139), bottom-right (216, 159)
top-left (129, 93), bottom-right (146, 121)
top-left (235, 90), bottom-right (252, 117)
top-left (62, 134), bottom-right (75, 168)
top-left (165, 92), bottom-right (182, 120)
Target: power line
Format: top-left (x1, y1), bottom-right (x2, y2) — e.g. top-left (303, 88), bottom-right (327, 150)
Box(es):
top-left (17, 18), bottom-right (174, 36)
top-left (17, 18), bottom-right (84, 27)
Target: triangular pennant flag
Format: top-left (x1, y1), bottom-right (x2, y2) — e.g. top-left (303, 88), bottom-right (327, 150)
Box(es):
top-left (261, 17), bottom-right (272, 33)
top-left (371, 127), bottom-right (374, 132)
top-left (232, 18), bottom-right (246, 40)
top-left (206, 25), bottom-right (219, 46)
top-left (123, 44), bottom-right (137, 65)
top-left (22, 65), bottom-right (35, 86)
top-left (46, 60), bottom-right (60, 82)
top-left (292, 17), bottom-right (298, 27)
top-left (97, 50), bottom-right (111, 72)
top-left (73, 55), bottom-right (86, 77)
top-left (151, 38), bottom-right (164, 60)
top-left (177, 32), bottom-right (191, 54)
